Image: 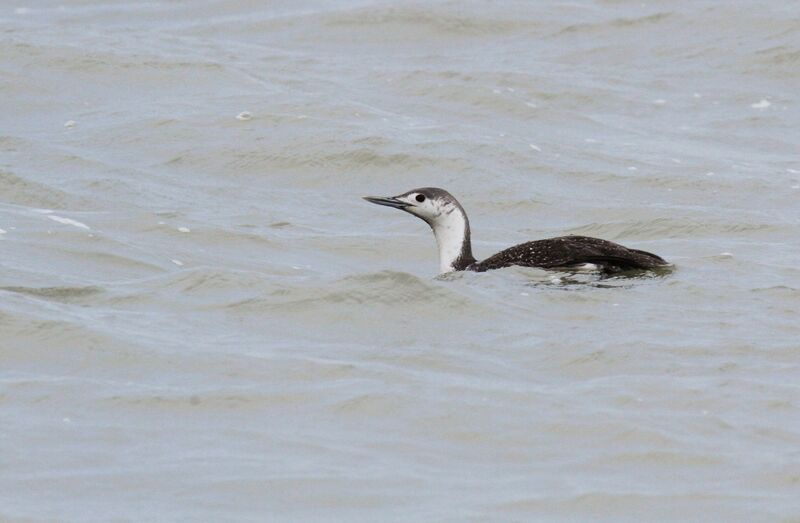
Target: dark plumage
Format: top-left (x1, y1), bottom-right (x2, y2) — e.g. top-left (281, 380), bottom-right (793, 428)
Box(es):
top-left (469, 235), bottom-right (667, 273)
top-left (364, 187), bottom-right (669, 275)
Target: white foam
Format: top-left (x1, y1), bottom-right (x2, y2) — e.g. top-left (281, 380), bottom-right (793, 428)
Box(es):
top-left (751, 99), bottom-right (771, 109)
top-left (64, 120), bottom-right (76, 128)
top-left (171, 259), bottom-right (184, 266)
top-left (48, 215), bottom-right (90, 230)
top-left (787, 168), bottom-right (799, 174)
top-left (653, 99), bottom-right (667, 105)
top-left (236, 111), bottom-right (252, 121)
top-left (528, 144), bottom-right (541, 152)
top-left (33, 208), bottom-right (54, 214)
top-left (0, 228), bottom-right (6, 234)
top-left (525, 102), bottom-right (537, 108)
top-left (177, 227), bottom-right (190, 233)
top-left (706, 172), bottom-right (715, 176)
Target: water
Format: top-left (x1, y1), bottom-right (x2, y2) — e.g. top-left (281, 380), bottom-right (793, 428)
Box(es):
top-left (2, 1), bottom-right (799, 520)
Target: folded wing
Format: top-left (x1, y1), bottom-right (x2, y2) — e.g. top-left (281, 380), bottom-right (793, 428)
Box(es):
top-left (470, 235), bottom-right (668, 272)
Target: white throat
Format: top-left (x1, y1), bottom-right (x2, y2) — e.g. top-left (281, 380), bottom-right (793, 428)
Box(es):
top-left (430, 208), bottom-right (468, 273)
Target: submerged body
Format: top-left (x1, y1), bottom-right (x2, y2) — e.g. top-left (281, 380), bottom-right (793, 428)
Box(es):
top-left (471, 235), bottom-right (667, 273)
top-left (364, 187), bottom-right (668, 275)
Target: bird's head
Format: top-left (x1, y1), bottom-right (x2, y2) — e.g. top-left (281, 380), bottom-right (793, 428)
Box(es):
top-left (363, 187), bottom-right (460, 226)
top-left (363, 187), bottom-right (476, 273)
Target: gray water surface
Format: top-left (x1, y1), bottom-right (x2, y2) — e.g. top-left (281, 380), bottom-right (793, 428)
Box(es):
top-left (1, 1), bottom-right (799, 521)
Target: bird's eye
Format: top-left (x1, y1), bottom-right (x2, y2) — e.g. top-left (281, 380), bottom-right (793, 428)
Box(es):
top-left (416, 194), bottom-right (425, 203)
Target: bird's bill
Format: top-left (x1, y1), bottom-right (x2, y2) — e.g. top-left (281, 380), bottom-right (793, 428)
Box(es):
top-left (363, 195), bottom-right (408, 209)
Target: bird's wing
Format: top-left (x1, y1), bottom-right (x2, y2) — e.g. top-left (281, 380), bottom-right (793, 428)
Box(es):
top-left (472, 235), bottom-right (666, 271)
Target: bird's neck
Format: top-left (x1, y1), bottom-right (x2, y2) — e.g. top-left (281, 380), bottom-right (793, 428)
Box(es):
top-left (431, 209), bottom-right (476, 273)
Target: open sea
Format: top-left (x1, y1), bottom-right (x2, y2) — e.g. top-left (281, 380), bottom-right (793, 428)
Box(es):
top-left (1, 1), bottom-right (799, 521)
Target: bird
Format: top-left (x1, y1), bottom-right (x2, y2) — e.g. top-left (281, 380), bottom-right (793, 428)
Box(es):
top-left (363, 187), bottom-right (668, 275)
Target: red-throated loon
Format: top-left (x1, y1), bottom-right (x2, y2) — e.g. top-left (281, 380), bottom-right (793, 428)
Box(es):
top-left (364, 187), bottom-right (668, 275)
